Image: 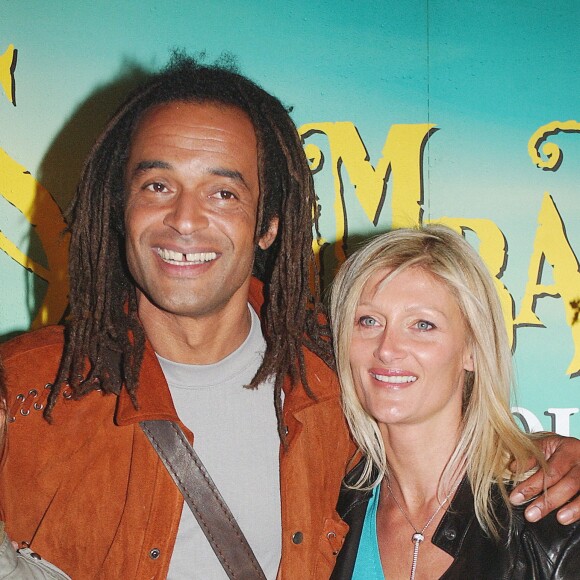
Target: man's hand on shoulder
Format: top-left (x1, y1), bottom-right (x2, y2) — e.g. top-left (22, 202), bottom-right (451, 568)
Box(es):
top-left (510, 434), bottom-right (580, 525)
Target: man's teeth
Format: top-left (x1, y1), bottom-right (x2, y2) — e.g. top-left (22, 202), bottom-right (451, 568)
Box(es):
top-left (157, 248), bottom-right (217, 265)
top-left (371, 374), bottom-right (417, 384)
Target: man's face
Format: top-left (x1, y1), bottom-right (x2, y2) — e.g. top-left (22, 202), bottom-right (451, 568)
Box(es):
top-left (124, 101), bottom-right (277, 320)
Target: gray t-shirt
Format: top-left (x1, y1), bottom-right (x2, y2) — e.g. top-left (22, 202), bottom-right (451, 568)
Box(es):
top-left (162, 306), bottom-right (281, 579)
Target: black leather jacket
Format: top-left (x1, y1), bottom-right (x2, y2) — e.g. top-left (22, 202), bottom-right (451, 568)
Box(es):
top-left (331, 462), bottom-right (580, 579)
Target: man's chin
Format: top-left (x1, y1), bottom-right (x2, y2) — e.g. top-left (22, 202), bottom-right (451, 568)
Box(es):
top-left (139, 292), bottom-right (229, 320)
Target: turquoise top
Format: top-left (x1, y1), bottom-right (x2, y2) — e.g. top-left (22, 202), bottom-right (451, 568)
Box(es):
top-left (352, 484), bottom-right (386, 580)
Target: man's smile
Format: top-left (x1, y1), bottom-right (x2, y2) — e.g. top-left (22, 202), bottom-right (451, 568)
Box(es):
top-left (155, 247), bottom-right (218, 266)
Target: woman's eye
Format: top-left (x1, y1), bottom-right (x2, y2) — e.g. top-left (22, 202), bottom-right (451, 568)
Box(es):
top-left (358, 316), bottom-right (378, 327)
top-left (416, 320), bottom-right (434, 331)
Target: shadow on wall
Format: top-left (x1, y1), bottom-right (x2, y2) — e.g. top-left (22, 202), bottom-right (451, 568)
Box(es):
top-left (38, 60), bottom-right (152, 212)
top-left (1, 60), bottom-right (152, 342)
top-left (318, 231), bottom-right (391, 305)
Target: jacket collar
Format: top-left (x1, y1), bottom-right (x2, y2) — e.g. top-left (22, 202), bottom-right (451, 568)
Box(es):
top-left (336, 464), bottom-right (478, 557)
top-left (115, 341), bottom-right (179, 426)
top-left (431, 476), bottom-right (476, 556)
top-left (336, 459), bottom-right (374, 520)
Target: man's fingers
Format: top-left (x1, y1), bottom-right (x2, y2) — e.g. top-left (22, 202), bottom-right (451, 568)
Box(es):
top-left (556, 494), bottom-right (580, 525)
top-left (510, 434), bottom-right (580, 524)
top-left (511, 465), bottom-right (580, 524)
top-left (508, 455), bottom-right (537, 476)
top-left (509, 465), bottom-right (547, 505)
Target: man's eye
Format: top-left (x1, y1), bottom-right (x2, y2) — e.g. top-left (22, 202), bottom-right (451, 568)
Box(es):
top-left (416, 320), bottom-right (434, 331)
top-left (145, 182), bottom-right (168, 193)
top-left (212, 190), bottom-right (237, 200)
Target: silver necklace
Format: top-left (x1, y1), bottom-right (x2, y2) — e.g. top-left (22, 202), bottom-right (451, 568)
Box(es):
top-left (385, 479), bottom-right (457, 580)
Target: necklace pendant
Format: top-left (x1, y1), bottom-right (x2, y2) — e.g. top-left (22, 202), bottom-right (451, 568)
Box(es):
top-left (412, 532), bottom-right (424, 544)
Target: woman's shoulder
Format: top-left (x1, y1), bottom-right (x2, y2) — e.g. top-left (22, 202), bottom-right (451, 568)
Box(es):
top-left (336, 459), bottom-right (376, 520)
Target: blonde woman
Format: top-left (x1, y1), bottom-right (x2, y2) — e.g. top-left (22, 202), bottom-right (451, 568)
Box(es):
top-left (0, 360), bottom-right (71, 579)
top-left (330, 225), bottom-right (579, 579)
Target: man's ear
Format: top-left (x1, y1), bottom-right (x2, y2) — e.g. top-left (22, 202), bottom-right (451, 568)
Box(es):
top-left (258, 216), bottom-right (279, 250)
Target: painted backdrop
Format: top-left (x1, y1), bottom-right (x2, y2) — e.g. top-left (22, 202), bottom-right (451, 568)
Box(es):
top-left (0, 1), bottom-right (578, 435)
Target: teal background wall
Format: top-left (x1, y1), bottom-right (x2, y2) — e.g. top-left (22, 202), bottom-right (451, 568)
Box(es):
top-left (1, 0), bottom-right (578, 435)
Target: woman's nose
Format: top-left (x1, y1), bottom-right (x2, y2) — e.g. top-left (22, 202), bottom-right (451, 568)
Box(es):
top-left (374, 327), bottom-right (405, 363)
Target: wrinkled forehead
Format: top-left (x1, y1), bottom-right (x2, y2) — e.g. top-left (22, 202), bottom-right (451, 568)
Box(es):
top-left (125, 100), bottom-right (260, 186)
top-left (131, 99), bottom-right (257, 143)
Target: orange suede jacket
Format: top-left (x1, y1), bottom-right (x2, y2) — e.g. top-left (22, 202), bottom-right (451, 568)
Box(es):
top-left (0, 280), bottom-right (354, 579)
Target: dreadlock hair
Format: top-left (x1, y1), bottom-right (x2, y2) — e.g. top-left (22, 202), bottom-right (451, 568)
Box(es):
top-left (49, 52), bottom-right (334, 439)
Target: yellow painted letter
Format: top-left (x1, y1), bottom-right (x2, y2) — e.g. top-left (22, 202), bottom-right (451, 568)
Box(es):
top-left (515, 193), bottom-right (580, 375)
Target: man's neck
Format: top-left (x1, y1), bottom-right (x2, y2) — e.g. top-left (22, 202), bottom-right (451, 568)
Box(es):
top-left (138, 297), bottom-right (252, 365)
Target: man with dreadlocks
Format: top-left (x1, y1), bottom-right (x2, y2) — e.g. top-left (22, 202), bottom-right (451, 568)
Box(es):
top-left (1, 54), bottom-right (580, 579)
top-left (0, 53), bottom-right (352, 579)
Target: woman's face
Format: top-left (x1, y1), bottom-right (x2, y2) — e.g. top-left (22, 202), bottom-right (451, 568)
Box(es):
top-left (349, 266), bottom-right (473, 433)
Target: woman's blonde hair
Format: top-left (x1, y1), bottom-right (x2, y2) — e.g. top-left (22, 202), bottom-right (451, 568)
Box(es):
top-left (329, 224), bottom-right (545, 538)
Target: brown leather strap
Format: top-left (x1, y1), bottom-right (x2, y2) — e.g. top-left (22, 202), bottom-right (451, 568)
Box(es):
top-left (140, 420), bottom-right (267, 580)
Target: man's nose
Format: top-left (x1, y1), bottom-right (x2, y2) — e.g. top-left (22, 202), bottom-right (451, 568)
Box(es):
top-left (163, 192), bottom-right (208, 235)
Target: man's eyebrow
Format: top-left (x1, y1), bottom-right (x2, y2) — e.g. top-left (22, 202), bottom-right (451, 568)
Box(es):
top-left (128, 162), bottom-right (252, 189)
top-left (129, 160), bottom-right (172, 178)
top-left (209, 167), bottom-right (249, 188)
